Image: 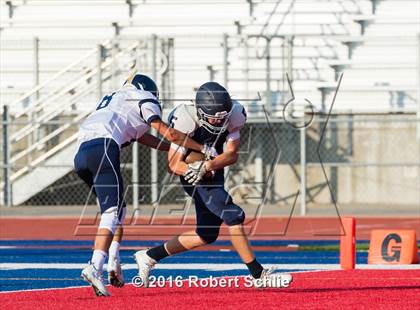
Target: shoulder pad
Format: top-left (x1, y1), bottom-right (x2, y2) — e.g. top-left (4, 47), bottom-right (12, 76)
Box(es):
top-left (137, 90), bottom-right (159, 102)
top-left (227, 101), bottom-right (247, 133)
top-left (168, 103), bottom-right (198, 134)
top-left (124, 88), bottom-right (158, 102)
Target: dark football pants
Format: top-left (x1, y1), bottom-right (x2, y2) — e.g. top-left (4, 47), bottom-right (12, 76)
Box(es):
top-left (181, 176), bottom-right (245, 244)
top-left (74, 138), bottom-right (126, 220)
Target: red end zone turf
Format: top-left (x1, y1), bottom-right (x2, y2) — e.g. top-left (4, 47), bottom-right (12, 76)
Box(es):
top-left (1, 270), bottom-right (420, 309)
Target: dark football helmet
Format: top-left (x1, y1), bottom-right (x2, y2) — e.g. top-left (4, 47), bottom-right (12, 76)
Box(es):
top-left (125, 74), bottom-right (159, 99)
top-left (195, 82), bottom-right (232, 134)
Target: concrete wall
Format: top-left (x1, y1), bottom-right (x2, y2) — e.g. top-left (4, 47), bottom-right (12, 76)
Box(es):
top-left (270, 115), bottom-right (420, 206)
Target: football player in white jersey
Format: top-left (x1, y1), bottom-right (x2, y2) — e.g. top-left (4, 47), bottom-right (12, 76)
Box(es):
top-left (74, 74), bottom-right (216, 296)
top-left (134, 82), bottom-right (291, 288)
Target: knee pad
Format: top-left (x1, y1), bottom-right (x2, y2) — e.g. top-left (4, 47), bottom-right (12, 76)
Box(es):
top-left (221, 206), bottom-right (245, 226)
top-left (99, 206), bottom-right (126, 234)
top-left (196, 227), bottom-right (220, 244)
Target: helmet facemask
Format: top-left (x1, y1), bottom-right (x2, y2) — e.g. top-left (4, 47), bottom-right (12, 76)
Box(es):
top-left (197, 108), bottom-right (232, 134)
top-left (195, 82), bottom-right (233, 135)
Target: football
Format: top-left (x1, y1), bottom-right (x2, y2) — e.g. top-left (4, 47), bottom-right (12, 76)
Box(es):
top-left (184, 151), bottom-right (214, 179)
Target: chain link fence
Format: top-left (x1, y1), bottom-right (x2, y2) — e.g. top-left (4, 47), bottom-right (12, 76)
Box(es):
top-left (1, 113), bottom-right (418, 216)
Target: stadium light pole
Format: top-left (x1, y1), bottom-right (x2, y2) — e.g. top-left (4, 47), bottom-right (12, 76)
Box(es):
top-left (151, 34), bottom-right (159, 205)
top-left (244, 35), bottom-right (249, 100)
top-left (223, 33), bottom-right (230, 181)
top-left (2, 105), bottom-right (11, 207)
top-left (417, 34), bottom-right (420, 209)
top-left (97, 44), bottom-right (103, 100)
top-left (207, 65), bottom-right (215, 81)
top-left (33, 37), bottom-right (40, 99)
top-left (300, 125), bottom-right (306, 216)
top-left (417, 34), bottom-right (420, 141)
top-left (287, 36), bottom-right (294, 84)
top-left (132, 40), bottom-right (144, 211)
top-left (255, 139), bottom-right (263, 198)
top-left (30, 37), bottom-right (40, 168)
top-left (266, 37), bottom-right (271, 111)
top-left (223, 33), bottom-right (229, 87)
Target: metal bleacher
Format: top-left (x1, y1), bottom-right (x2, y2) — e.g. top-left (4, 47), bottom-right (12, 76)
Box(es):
top-left (0, 0), bottom-right (419, 205)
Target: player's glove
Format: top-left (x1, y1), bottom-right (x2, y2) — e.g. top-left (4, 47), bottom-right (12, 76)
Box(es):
top-left (183, 161), bottom-right (208, 186)
top-left (201, 144), bottom-right (218, 160)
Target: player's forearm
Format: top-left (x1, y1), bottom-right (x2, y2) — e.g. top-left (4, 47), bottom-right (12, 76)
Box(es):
top-left (171, 131), bottom-right (204, 153)
top-left (163, 126), bottom-right (204, 153)
top-left (137, 133), bottom-right (170, 152)
top-left (168, 158), bottom-right (189, 175)
top-left (206, 151), bottom-right (238, 171)
top-left (151, 120), bottom-right (204, 153)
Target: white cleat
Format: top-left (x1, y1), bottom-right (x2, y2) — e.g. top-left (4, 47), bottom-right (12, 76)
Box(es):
top-left (253, 266), bottom-right (293, 288)
top-left (107, 257), bottom-right (125, 288)
top-left (81, 264), bottom-right (110, 296)
top-left (133, 249), bottom-right (157, 288)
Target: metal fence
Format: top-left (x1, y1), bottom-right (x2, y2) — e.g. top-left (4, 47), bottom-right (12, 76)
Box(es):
top-left (1, 113), bottom-right (419, 215)
top-left (1, 31), bottom-right (419, 213)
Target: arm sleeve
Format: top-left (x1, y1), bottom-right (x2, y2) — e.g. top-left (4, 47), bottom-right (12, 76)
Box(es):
top-left (227, 130), bottom-right (241, 141)
top-left (168, 105), bottom-right (197, 155)
top-left (226, 102), bottom-right (247, 142)
top-left (140, 99), bottom-right (162, 125)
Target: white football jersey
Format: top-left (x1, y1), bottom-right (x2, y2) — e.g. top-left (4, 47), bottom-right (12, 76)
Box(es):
top-left (78, 85), bottom-right (161, 147)
top-left (169, 100), bottom-right (247, 155)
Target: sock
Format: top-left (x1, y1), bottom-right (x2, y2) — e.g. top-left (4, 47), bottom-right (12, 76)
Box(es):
top-left (108, 241), bottom-right (120, 261)
top-left (246, 259), bottom-right (264, 279)
top-left (91, 249), bottom-right (107, 272)
top-left (146, 244), bottom-right (169, 262)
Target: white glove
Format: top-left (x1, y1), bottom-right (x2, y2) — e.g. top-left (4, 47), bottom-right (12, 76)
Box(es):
top-left (183, 161), bottom-right (208, 186)
top-left (201, 144), bottom-right (218, 160)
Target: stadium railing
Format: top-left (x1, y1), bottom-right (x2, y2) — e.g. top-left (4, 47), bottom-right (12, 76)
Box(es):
top-left (0, 0), bottom-right (419, 210)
